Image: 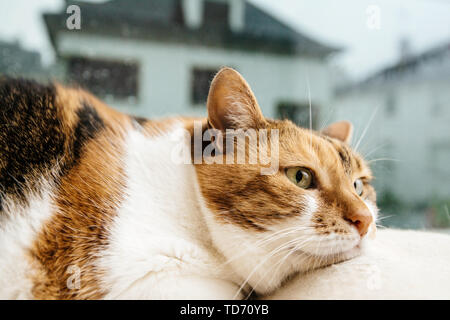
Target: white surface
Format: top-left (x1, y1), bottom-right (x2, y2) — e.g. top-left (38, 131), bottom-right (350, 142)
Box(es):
top-left (266, 228), bottom-right (450, 299)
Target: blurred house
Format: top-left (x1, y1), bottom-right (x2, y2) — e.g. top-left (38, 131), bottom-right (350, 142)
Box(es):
top-left (0, 40), bottom-right (46, 79)
top-left (332, 41), bottom-right (450, 205)
top-left (43, 0), bottom-right (338, 125)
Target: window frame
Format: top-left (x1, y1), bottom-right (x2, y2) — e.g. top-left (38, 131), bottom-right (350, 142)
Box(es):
top-left (276, 101), bottom-right (319, 130)
top-left (67, 55), bottom-right (140, 104)
top-left (190, 66), bottom-right (220, 108)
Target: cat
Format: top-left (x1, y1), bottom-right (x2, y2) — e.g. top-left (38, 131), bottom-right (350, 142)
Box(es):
top-left (0, 67), bottom-right (377, 299)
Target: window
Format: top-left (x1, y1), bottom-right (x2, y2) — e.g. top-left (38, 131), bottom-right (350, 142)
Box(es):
top-left (68, 57), bottom-right (138, 100)
top-left (277, 102), bottom-right (318, 129)
top-left (191, 68), bottom-right (218, 105)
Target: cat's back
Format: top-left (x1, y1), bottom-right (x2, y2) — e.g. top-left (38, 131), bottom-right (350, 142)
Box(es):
top-left (0, 78), bottom-right (218, 299)
top-left (0, 79), bottom-right (113, 297)
top-left (0, 78), bottom-right (130, 298)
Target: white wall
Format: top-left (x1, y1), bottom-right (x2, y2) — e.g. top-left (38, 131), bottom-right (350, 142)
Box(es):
top-left (56, 32), bottom-right (333, 122)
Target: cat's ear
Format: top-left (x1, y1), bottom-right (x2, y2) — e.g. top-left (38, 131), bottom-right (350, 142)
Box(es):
top-left (322, 121), bottom-right (353, 144)
top-left (206, 67), bottom-right (266, 131)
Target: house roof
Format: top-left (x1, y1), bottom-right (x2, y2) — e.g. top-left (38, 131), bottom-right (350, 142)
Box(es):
top-left (43, 0), bottom-right (339, 58)
top-left (363, 41), bottom-right (450, 84)
top-left (336, 41), bottom-right (450, 94)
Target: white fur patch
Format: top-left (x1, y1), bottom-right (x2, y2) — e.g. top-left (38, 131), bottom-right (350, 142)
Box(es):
top-left (99, 123), bottom-right (240, 299)
top-left (364, 199), bottom-right (378, 221)
top-left (302, 194), bottom-right (318, 218)
top-left (364, 199), bottom-right (379, 239)
top-left (0, 183), bottom-right (55, 299)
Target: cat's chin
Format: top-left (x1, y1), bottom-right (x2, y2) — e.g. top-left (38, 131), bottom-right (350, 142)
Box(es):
top-left (293, 241), bottom-right (366, 271)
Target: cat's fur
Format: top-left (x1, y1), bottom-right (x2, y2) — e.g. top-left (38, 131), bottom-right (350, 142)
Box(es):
top-left (0, 68), bottom-right (377, 299)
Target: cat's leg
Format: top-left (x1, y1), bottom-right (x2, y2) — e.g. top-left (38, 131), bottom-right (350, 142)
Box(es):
top-left (111, 274), bottom-right (243, 300)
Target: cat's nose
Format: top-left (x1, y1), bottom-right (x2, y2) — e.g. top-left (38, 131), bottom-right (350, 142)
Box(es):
top-left (344, 208), bottom-right (373, 237)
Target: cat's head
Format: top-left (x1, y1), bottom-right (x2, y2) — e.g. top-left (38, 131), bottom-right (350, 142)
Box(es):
top-left (193, 68), bottom-right (377, 296)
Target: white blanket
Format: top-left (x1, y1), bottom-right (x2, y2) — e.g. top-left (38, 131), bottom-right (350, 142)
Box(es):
top-left (266, 229), bottom-right (450, 299)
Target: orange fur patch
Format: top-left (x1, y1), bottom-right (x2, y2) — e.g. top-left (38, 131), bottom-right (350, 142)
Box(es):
top-left (30, 128), bottom-right (127, 299)
top-left (28, 85), bottom-right (131, 299)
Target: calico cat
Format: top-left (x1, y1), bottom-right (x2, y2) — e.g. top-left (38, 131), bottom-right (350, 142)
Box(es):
top-left (0, 67), bottom-right (377, 299)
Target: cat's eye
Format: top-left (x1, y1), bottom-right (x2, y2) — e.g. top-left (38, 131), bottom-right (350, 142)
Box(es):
top-left (354, 178), bottom-right (363, 196)
top-left (286, 167), bottom-right (313, 189)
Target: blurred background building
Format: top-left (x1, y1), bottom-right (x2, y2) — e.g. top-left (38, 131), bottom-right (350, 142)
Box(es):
top-left (0, 40), bottom-right (47, 80)
top-left (333, 41), bottom-right (450, 228)
top-left (0, 0), bottom-right (449, 229)
top-left (43, 0), bottom-right (337, 126)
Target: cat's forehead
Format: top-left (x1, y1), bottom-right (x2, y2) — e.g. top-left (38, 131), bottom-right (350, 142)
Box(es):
top-left (269, 120), bottom-right (371, 178)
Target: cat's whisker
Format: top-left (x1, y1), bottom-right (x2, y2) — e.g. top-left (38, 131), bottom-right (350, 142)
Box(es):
top-left (245, 237), bottom-right (312, 299)
top-left (319, 104), bottom-right (336, 132)
top-left (354, 105), bottom-right (379, 152)
top-left (304, 72), bottom-right (314, 154)
top-left (237, 238), bottom-right (313, 299)
top-left (367, 158), bottom-right (400, 164)
top-left (312, 236), bottom-right (324, 271)
top-left (233, 236), bottom-right (310, 299)
top-left (306, 74), bottom-right (312, 132)
top-left (377, 214), bottom-right (393, 221)
top-left (251, 229), bottom-right (309, 249)
top-left (219, 225), bottom-right (314, 268)
top-left (362, 143), bottom-right (388, 159)
top-left (249, 225), bottom-right (313, 246)
top-left (250, 260), bottom-right (289, 299)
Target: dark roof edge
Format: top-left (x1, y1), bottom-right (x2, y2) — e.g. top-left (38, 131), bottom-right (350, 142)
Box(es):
top-left (336, 40), bottom-right (450, 94)
top-left (43, 1), bottom-right (341, 58)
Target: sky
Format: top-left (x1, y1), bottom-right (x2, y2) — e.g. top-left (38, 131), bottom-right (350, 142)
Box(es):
top-left (0, 0), bottom-right (449, 80)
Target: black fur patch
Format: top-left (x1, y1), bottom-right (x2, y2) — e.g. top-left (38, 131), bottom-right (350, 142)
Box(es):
top-left (132, 116), bottom-right (148, 126)
top-left (337, 146), bottom-right (352, 175)
top-left (131, 115), bottom-right (149, 131)
top-left (0, 78), bottom-right (64, 210)
top-left (0, 78), bottom-right (104, 211)
top-left (70, 101), bottom-right (104, 167)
